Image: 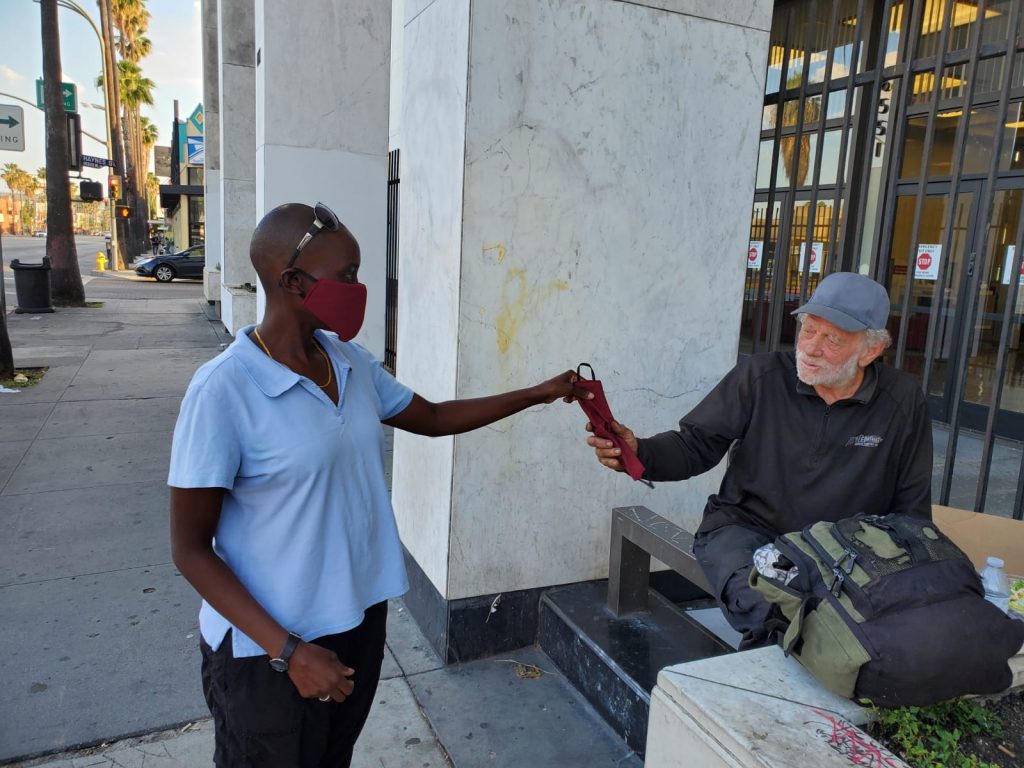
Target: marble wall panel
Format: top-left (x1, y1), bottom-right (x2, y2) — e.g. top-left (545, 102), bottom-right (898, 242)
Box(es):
top-left (218, 53), bottom-right (256, 301)
top-left (202, 0), bottom-right (220, 172)
top-left (219, 63), bottom-right (256, 184)
top-left (257, 0), bottom-right (390, 156)
top-left (446, 0), bottom-right (768, 598)
top-left (217, 0), bottom-right (255, 67)
top-left (204, 109), bottom-right (220, 175)
top-left (389, 0), bottom-right (406, 147)
top-left (255, 144), bottom-right (388, 356)
top-left (619, 0), bottom-right (773, 32)
top-left (204, 170), bottom-right (223, 302)
top-left (404, 0), bottom-right (439, 25)
top-left (391, 0), bottom-right (472, 596)
top-left (220, 177), bottom-right (256, 293)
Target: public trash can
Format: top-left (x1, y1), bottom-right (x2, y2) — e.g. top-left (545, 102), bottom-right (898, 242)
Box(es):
top-left (10, 257), bottom-right (54, 314)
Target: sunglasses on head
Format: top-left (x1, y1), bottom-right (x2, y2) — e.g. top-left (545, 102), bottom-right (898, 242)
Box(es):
top-left (285, 202), bottom-right (341, 271)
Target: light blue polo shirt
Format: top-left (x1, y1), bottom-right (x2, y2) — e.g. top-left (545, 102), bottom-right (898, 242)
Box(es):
top-left (168, 325), bottom-right (414, 658)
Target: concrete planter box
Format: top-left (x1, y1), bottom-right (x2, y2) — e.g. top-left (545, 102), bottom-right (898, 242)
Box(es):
top-left (204, 267), bottom-right (221, 303)
top-left (645, 644), bottom-right (1024, 768)
top-left (220, 284), bottom-right (257, 335)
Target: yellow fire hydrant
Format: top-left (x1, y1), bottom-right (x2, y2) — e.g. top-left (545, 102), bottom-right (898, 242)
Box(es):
top-left (96, 252), bottom-right (107, 272)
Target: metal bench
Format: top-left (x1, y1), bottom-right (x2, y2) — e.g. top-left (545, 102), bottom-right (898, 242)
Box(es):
top-left (607, 505), bottom-right (712, 615)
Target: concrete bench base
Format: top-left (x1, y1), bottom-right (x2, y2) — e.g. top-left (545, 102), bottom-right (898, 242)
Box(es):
top-left (645, 644), bottom-right (1024, 768)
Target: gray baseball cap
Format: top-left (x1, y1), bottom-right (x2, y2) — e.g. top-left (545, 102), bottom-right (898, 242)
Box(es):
top-left (791, 272), bottom-right (891, 332)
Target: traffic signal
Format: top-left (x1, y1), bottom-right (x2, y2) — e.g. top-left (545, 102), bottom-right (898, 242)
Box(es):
top-left (116, 205), bottom-right (131, 218)
top-left (108, 175), bottom-right (121, 202)
top-left (79, 180), bottom-right (103, 202)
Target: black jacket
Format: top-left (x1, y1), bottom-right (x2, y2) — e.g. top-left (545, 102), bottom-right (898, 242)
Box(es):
top-left (636, 351), bottom-right (932, 536)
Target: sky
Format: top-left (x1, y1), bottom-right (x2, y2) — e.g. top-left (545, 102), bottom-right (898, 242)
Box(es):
top-left (0, 0), bottom-right (203, 187)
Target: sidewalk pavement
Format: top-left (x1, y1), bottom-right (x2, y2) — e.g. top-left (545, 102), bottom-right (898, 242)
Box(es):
top-left (0, 274), bottom-right (641, 767)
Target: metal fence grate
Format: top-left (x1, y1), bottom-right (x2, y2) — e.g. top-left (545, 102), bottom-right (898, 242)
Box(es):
top-left (385, 148), bottom-right (400, 374)
top-left (748, 0), bottom-right (1024, 518)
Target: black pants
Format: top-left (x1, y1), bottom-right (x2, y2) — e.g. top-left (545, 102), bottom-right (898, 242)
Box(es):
top-left (200, 602), bottom-right (388, 768)
top-left (693, 525), bottom-right (781, 650)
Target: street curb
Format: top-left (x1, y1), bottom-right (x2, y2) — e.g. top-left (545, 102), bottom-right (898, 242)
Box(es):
top-left (88, 270), bottom-right (151, 282)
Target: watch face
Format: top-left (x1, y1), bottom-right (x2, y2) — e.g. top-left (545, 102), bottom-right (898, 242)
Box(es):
top-left (269, 658), bottom-right (288, 672)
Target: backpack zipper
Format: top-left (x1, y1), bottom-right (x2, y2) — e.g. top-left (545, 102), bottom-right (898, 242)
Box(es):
top-left (800, 528), bottom-right (869, 611)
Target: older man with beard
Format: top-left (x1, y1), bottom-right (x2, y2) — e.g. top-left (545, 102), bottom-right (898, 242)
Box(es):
top-left (585, 272), bottom-right (932, 649)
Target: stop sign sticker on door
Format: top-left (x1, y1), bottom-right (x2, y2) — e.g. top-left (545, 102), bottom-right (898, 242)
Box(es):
top-left (747, 241), bottom-right (763, 270)
top-left (915, 244), bottom-right (941, 281)
top-left (798, 242), bottom-right (823, 273)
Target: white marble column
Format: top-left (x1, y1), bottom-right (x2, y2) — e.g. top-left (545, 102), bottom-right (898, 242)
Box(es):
top-left (393, 0), bottom-right (773, 654)
top-left (201, 0), bottom-right (221, 304)
top-left (217, 0), bottom-right (257, 333)
top-left (252, 0), bottom-right (391, 353)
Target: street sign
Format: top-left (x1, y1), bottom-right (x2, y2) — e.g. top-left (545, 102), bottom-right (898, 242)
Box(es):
top-left (81, 154), bottom-right (111, 169)
top-left (35, 79), bottom-right (78, 113)
top-left (0, 104), bottom-right (25, 152)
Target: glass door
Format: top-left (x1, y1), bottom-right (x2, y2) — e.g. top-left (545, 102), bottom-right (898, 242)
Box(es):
top-left (958, 180), bottom-right (1024, 436)
top-left (883, 181), bottom-right (981, 421)
top-left (740, 198), bottom-right (785, 354)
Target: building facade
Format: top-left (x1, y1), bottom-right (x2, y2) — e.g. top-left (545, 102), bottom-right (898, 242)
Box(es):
top-left (748, 0), bottom-right (1024, 448)
top-left (202, 0), bottom-right (1024, 672)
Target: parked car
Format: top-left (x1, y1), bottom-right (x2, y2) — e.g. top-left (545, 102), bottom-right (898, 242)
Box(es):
top-left (32, 231), bottom-right (46, 238)
top-left (135, 243), bottom-right (205, 282)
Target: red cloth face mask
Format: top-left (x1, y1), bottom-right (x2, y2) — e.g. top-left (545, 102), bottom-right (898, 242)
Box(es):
top-left (574, 364), bottom-right (650, 484)
top-left (301, 277), bottom-right (367, 341)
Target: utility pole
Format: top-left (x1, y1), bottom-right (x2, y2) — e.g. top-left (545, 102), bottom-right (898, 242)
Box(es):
top-left (97, 0), bottom-right (127, 269)
top-left (40, 0), bottom-right (84, 305)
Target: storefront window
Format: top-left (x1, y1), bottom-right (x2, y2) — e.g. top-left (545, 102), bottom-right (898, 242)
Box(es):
top-left (998, 101), bottom-right (1024, 170)
top-left (981, 0), bottom-right (1016, 45)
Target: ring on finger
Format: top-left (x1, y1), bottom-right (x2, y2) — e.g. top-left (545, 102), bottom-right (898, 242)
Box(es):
top-left (319, 695), bottom-right (331, 702)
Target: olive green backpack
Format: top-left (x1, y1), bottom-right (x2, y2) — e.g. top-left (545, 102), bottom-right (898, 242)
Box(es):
top-left (749, 513), bottom-right (1024, 707)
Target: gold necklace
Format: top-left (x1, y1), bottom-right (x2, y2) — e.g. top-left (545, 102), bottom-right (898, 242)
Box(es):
top-left (253, 326), bottom-right (333, 389)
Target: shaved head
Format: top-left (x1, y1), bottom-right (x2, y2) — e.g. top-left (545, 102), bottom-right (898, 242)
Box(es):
top-left (249, 203), bottom-right (357, 291)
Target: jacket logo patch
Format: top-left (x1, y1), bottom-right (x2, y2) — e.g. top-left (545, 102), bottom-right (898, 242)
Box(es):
top-left (846, 434), bottom-right (883, 448)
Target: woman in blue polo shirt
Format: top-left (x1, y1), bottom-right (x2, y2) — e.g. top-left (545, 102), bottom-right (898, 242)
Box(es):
top-left (168, 202), bottom-right (588, 768)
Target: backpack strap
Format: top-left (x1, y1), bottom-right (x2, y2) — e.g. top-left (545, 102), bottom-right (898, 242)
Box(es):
top-left (781, 598), bottom-right (813, 656)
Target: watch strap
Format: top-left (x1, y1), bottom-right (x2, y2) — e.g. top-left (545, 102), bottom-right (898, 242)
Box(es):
top-left (269, 631), bottom-right (302, 671)
top-left (279, 632), bottom-right (302, 662)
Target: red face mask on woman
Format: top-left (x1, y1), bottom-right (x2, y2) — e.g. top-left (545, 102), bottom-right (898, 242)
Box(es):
top-left (284, 203), bottom-right (366, 340)
top-left (297, 271), bottom-right (367, 341)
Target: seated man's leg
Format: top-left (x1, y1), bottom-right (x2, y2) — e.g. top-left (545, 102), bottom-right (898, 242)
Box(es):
top-left (693, 525), bottom-right (778, 650)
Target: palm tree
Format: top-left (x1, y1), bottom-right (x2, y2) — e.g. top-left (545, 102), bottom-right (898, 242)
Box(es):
top-left (97, 0), bottom-right (126, 268)
top-left (2, 163), bottom-right (33, 235)
top-left (140, 117), bottom-right (159, 215)
top-left (146, 172), bottom-right (160, 219)
top-left (112, 0), bottom-right (153, 254)
top-left (2, 163), bottom-right (22, 234)
top-left (118, 61), bottom-right (155, 187)
top-left (140, 116), bottom-right (158, 162)
top-left (39, 0), bottom-right (85, 305)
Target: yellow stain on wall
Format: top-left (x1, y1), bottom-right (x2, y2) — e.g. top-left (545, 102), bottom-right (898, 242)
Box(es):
top-left (495, 270), bottom-right (569, 354)
top-left (496, 268), bottom-right (527, 354)
top-left (483, 243), bottom-right (507, 264)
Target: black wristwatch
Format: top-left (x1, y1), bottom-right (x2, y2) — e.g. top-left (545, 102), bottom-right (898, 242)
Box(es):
top-left (268, 632), bottom-right (303, 672)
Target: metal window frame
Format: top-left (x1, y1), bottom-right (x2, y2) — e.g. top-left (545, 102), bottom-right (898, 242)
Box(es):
top-left (385, 148), bottom-right (400, 374)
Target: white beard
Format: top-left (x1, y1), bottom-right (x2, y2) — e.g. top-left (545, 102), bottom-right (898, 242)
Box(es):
top-left (796, 349), bottom-right (862, 389)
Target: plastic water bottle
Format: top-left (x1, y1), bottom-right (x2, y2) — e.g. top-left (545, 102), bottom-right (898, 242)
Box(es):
top-left (980, 556), bottom-right (1011, 613)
